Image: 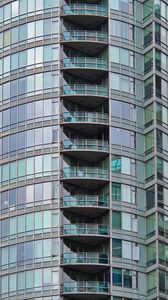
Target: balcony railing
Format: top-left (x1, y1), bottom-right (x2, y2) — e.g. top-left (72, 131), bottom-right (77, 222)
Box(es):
top-left (63, 57), bottom-right (108, 69)
top-left (63, 252), bottom-right (109, 265)
top-left (62, 195), bottom-right (109, 208)
top-left (62, 31), bottom-right (108, 43)
top-left (63, 223), bottom-right (109, 236)
top-left (62, 281), bottom-right (110, 294)
top-left (63, 84), bottom-right (108, 96)
top-left (63, 4), bottom-right (107, 16)
top-left (62, 139), bottom-right (109, 151)
top-left (62, 167), bottom-right (109, 180)
top-left (62, 112), bottom-right (109, 124)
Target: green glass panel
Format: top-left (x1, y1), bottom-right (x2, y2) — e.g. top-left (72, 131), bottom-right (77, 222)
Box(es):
top-left (146, 158), bottom-right (154, 179)
top-left (112, 239), bottom-right (121, 257)
top-left (146, 213), bottom-right (155, 236)
top-left (145, 131), bottom-right (154, 153)
top-left (112, 156), bottom-right (121, 173)
top-left (112, 211), bottom-right (121, 229)
top-left (144, 0), bottom-right (152, 19)
top-left (147, 242), bottom-right (156, 266)
top-left (112, 182), bottom-right (121, 201)
top-left (147, 270), bottom-right (157, 291)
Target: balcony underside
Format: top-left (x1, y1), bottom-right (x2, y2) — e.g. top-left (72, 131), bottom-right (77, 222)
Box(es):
top-left (62, 15), bottom-right (107, 28)
top-left (61, 41), bottom-right (107, 55)
top-left (62, 206), bottom-right (109, 218)
top-left (62, 292), bottom-right (110, 300)
top-left (62, 68), bottom-right (107, 82)
top-left (62, 263), bottom-right (109, 274)
top-left (61, 149), bottom-right (108, 162)
top-left (62, 235), bottom-right (109, 246)
top-left (62, 123), bottom-right (108, 135)
top-left (61, 95), bottom-right (108, 108)
top-left (61, 178), bottom-right (108, 189)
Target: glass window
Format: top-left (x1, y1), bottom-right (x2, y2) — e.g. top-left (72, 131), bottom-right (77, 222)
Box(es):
top-left (28, 22), bottom-right (35, 39)
top-left (147, 242), bottom-right (156, 266)
top-left (35, 184), bottom-right (42, 203)
top-left (12, 1), bottom-right (19, 18)
top-left (112, 156), bottom-right (121, 172)
top-left (147, 270), bottom-right (157, 292)
top-left (10, 245), bottom-right (16, 264)
top-left (25, 241), bottom-right (33, 261)
top-left (124, 270), bottom-right (132, 288)
top-left (4, 4), bottom-right (10, 21)
top-left (9, 274), bottom-right (16, 292)
top-left (113, 268), bottom-right (122, 286)
top-left (146, 213), bottom-right (155, 237)
top-left (122, 212), bottom-right (131, 230)
top-left (26, 271), bottom-right (33, 289)
top-left (18, 272), bottom-right (24, 291)
top-left (19, 24), bottom-right (26, 41)
top-left (2, 275), bottom-right (8, 294)
top-left (112, 211), bottom-right (121, 229)
top-left (2, 191), bottom-right (8, 210)
top-left (112, 239), bottom-right (122, 257)
top-left (121, 157), bottom-right (130, 175)
top-left (123, 241), bottom-right (132, 259)
top-left (36, 47), bottom-right (43, 64)
top-left (10, 189), bottom-right (16, 208)
top-left (36, 20), bottom-right (43, 37)
top-left (17, 243), bottom-right (24, 265)
top-left (111, 46), bottom-right (119, 63)
top-left (28, 0), bottom-right (35, 13)
top-left (19, 51), bottom-right (26, 68)
top-left (20, 0), bottom-right (27, 15)
top-left (122, 185), bottom-right (131, 203)
top-left (35, 269), bottom-right (42, 290)
top-left (112, 182), bottom-right (121, 201)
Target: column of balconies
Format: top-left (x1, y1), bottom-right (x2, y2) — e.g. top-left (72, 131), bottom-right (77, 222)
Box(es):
top-left (60, 1), bottom-right (110, 299)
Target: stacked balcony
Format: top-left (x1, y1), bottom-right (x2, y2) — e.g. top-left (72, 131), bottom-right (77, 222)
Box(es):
top-left (61, 1), bottom-right (110, 299)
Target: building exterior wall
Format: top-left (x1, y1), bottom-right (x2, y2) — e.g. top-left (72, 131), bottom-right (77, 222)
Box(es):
top-left (0, 0), bottom-right (166, 300)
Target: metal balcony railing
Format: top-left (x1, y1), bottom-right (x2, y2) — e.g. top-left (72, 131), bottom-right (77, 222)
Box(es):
top-left (62, 281), bottom-right (110, 294)
top-left (62, 195), bottom-right (109, 207)
top-left (63, 57), bottom-right (108, 69)
top-left (63, 252), bottom-right (109, 265)
top-left (62, 111), bottom-right (109, 123)
top-left (63, 4), bottom-right (107, 16)
top-left (62, 30), bottom-right (108, 43)
top-left (63, 84), bottom-right (108, 96)
top-left (63, 223), bottom-right (109, 236)
top-left (62, 167), bottom-right (109, 180)
top-left (62, 139), bottom-right (109, 151)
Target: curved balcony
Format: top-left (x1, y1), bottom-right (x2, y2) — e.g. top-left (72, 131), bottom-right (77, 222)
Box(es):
top-left (63, 111), bottom-right (108, 123)
top-left (61, 167), bottom-right (109, 189)
top-left (63, 57), bottom-right (108, 69)
top-left (63, 4), bottom-right (107, 17)
top-left (62, 57), bottom-right (108, 80)
top-left (62, 195), bottom-right (109, 217)
top-left (62, 281), bottom-right (110, 300)
top-left (62, 111), bottom-right (108, 134)
top-left (63, 84), bottom-right (108, 97)
top-left (62, 252), bottom-right (109, 273)
top-left (63, 30), bottom-right (108, 43)
top-left (62, 31), bottom-right (108, 55)
top-left (62, 223), bottom-right (110, 246)
top-left (62, 139), bottom-right (108, 161)
top-left (62, 139), bottom-right (108, 151)
top-left (62, 84), bottom-right (108, 107)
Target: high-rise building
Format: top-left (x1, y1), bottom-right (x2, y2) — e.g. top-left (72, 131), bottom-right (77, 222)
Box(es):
top-left (0, 0), bottom-right (167, 299)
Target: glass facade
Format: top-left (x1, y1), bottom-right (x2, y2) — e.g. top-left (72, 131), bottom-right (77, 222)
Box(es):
top-left (0, 0), bottom-right (167, 300)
